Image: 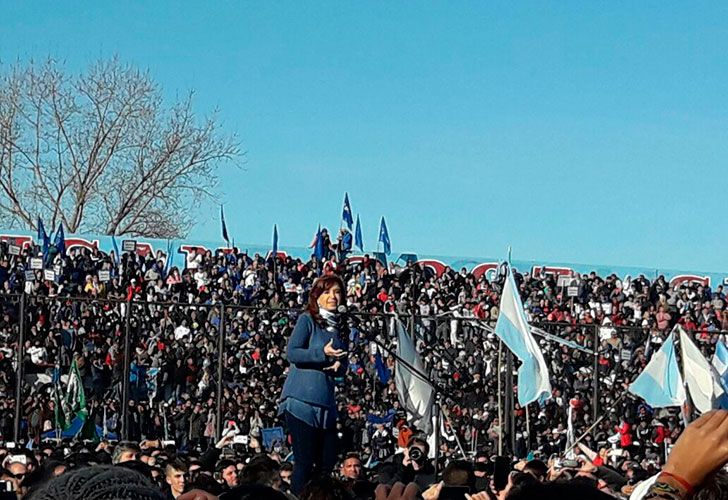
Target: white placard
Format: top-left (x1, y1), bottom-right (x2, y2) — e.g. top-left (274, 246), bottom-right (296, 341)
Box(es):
top-left (98, 270), bottom-right (110, 282)
top-left (30, 258), bottom-right (43, 270)
top-left (43, 269), bottom-right (55, 281)
top-left (557, 276), bottom-right (573, 287)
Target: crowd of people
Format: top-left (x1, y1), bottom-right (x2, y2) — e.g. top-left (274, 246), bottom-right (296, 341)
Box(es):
top-left (0, 231), bottom-right (727, 499)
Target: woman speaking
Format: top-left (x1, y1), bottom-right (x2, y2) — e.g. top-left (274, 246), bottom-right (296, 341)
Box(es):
top-left (279, 274), bottom-right (349, 495)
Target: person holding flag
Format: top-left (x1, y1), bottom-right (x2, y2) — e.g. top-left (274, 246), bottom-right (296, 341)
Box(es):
top-left (335, 227), bottom-right (353, 262)
top-left (311, 225), bottom-right (332, 262)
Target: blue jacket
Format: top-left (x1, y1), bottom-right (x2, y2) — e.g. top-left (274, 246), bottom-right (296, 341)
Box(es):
top-left (279, 312), bottom-right (347, 409)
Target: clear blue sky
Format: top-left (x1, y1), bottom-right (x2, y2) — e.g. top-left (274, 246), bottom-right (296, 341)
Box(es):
top-left (3, 1), bottom-right (728, 271)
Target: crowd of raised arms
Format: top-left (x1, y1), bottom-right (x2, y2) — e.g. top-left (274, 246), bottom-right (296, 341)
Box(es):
top-left (0, 230), bottom-right (727, 499)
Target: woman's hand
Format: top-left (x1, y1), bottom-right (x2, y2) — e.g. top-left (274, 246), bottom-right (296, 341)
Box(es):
top-left (662, 410), bottom-right (728, 487)
top-left (323, 361), bottom-right (341, 372)
top-left (323, 339), bottom-right (346, 358)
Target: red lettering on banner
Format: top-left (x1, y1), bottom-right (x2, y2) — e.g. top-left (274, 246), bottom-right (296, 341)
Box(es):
top-left (269, 251), bottom-right (288, 261)
top-left (471, 263), bottom-right (498, 280)
top-left (0, 234), bottom-right (33, 249)
top-left (135, 242), bottom-right (153, 257)
top-left (66, 238), bottom-right (99, 251)
top-left (180, 245), bottom-right (209, 257)
top-left (417, 259), bottom-right (447, 278)
top-left (669, 275), bottom-right (710, 288)
top-left (531, 266), bottom-right (575, 278)
top-left (347, 256), bottom-right (366, 265)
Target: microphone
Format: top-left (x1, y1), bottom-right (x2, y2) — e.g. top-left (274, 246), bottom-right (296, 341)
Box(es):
top-left (337, 305), bottom-right (361, 328)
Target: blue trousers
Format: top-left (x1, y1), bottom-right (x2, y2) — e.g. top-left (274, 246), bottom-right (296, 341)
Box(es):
top-left (284, 411), bottom-right (338, 495)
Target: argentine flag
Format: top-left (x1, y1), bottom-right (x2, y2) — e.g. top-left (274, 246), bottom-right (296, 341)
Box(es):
top-left (494, 267), bottom-right (552, 405)
top-left (712, 336), bottom-right (728, 408)
top-left (629, 333), bottom-right (686, 408)
top-left (680, 327), bottom-right (726, 413)
top-left (392, 317), bottom-right (434, 434)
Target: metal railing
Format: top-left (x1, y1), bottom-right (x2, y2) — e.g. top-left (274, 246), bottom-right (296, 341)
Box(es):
top-left (1, 291), bottom-right (724, 447)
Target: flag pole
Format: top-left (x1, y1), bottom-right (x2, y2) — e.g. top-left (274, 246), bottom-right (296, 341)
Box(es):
top-left (569, 393), bottom-right (628, 451)
top-left (497, 339), bottom-right (503, 455)
top-left (674, 326), bottom-right (694, 425)
top-left (525, 406), bottom-right (531, 453)
top-left (439, 403), bottom-right (468, 459)
top-left (572, 339), bottom-right (678, 451)
top-left (272, 225), bottom-right (277, 287)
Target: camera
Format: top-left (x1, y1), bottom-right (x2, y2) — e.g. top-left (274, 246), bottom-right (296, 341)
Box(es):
top-left (408, 446), bottom-right (424, 463)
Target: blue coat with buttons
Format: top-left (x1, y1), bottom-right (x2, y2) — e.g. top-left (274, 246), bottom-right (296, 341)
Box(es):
top-left (280, 312), bottom-right (348, 410)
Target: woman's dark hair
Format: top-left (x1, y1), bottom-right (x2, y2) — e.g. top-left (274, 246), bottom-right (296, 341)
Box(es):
top-left (306, 274), bottom-right (345, 325)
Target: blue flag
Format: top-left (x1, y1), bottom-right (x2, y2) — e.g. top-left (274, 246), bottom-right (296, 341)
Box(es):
top-left (111, 235), bottom-right (121, 265)
top-left (54, 224), bottom-right (65, 257)
top-left (220, 205), bottom-right (229, 245)
top-left (378, 217), bottom-right (391, 255)
top-left (366, 409), bottom-right (395, 425)
top-left (355, 215), bottom-right (363, 252)
top-left (314, 225), bottom-right (325, 261)
top-left (342, 230), bottom-right (353, 252)
top-left (374, 353), bottom-right (390, 384)
top-left (342, 192), bottom-right (353, 230)
top-left (272, 224), bottom-right (278, 258)
top-left (261, 427), bottom-right (286, 450)
top-left (37, 217), bottom-right (50, 259)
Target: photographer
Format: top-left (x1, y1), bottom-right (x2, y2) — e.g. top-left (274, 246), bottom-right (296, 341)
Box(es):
top-left (390, 436), bottom-right (436, 491)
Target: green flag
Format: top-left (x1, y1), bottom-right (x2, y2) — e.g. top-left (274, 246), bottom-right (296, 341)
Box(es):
top-left (62, 360), bottom-right (88, 429)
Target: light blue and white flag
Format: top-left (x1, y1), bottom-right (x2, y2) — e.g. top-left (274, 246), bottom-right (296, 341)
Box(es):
top-left (392, 316), bottom-right (434, 434)
top-left (711, 336), bottom-right (728, 409)
top-left (494, 266), bottom-right (552, 405)
top-left (629, 332), bottom-right (686, 408)
top-left (712, 336), bottom-right (728, 386)
top-left (680, 327), bottom-right (725, 413)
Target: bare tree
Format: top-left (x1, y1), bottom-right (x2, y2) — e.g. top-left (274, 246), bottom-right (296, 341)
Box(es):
top-left (0, 57), bottom-right (241, 238)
